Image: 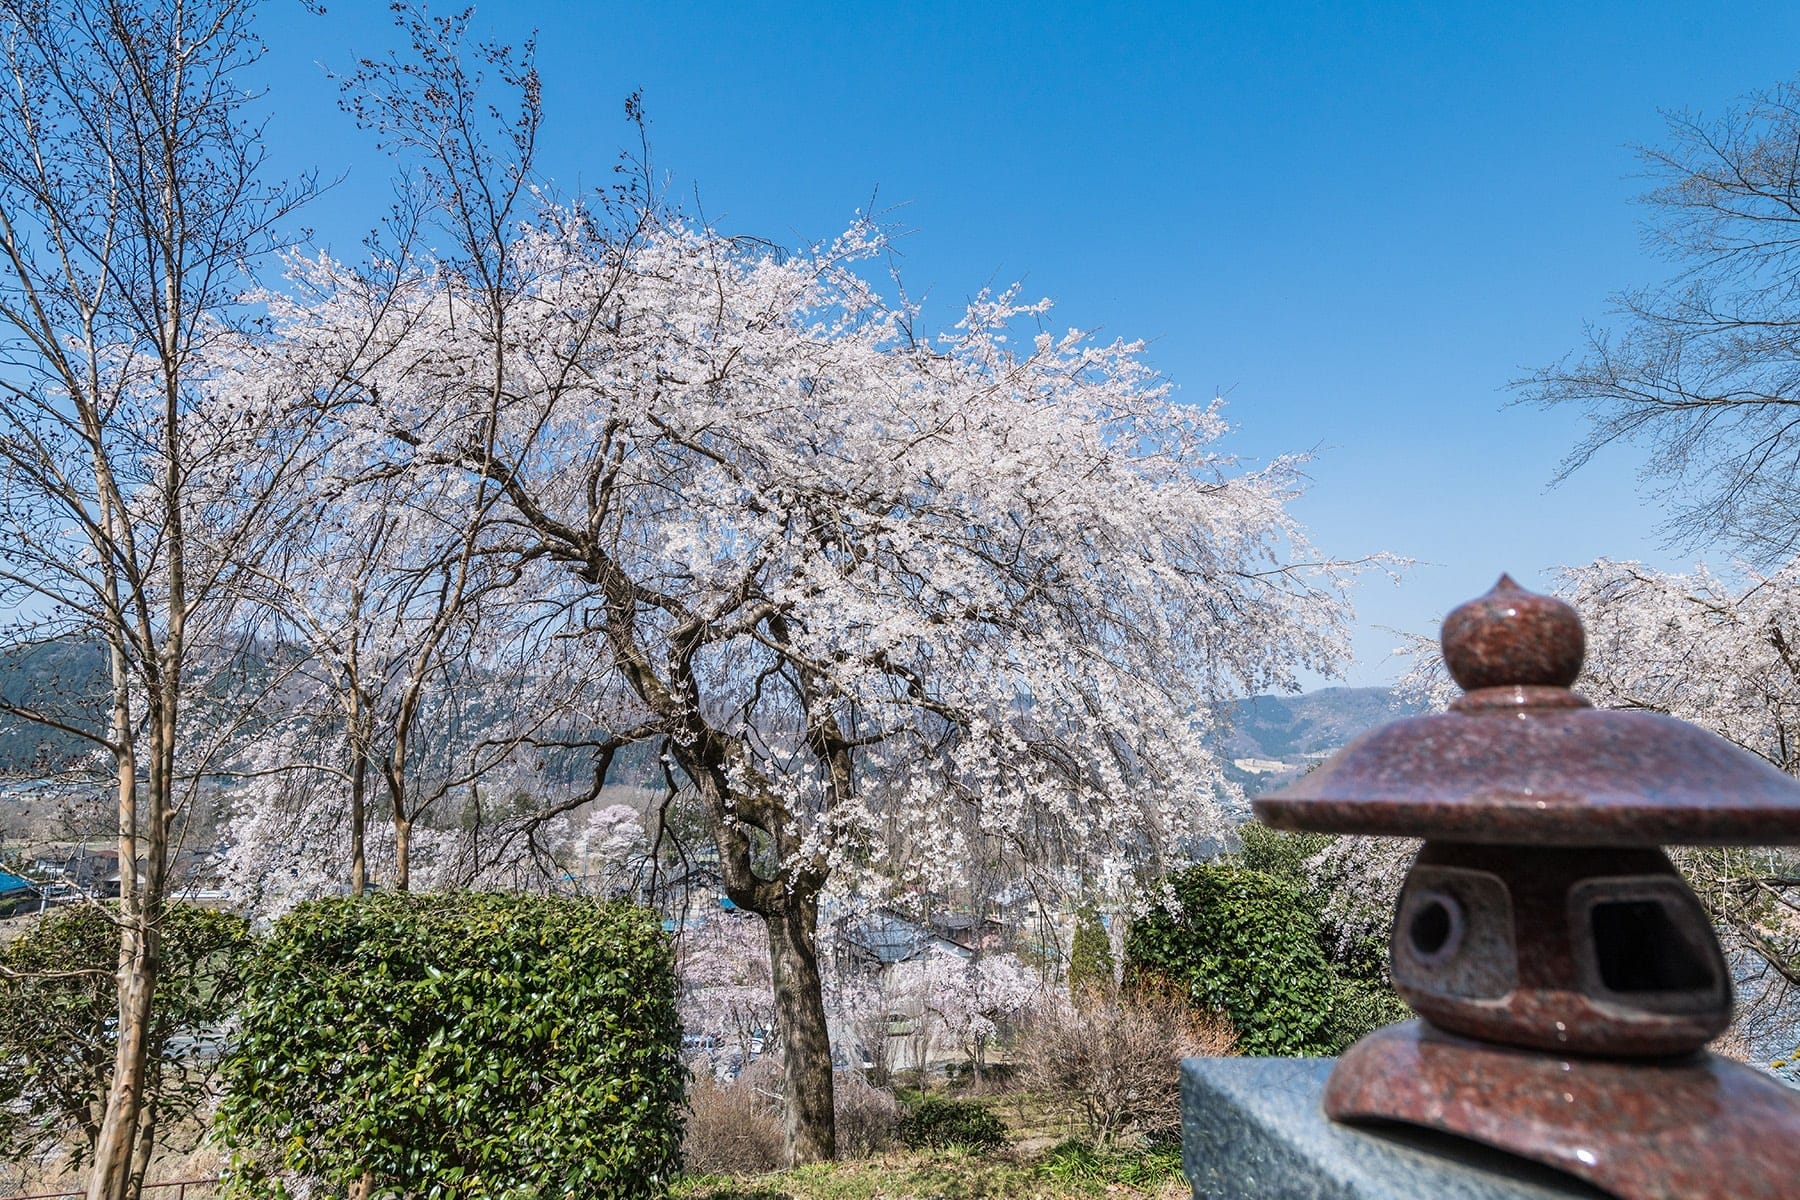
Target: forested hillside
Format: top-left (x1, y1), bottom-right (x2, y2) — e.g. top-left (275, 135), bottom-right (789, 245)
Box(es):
top-left (1218, 686), bottom-right (1419, 795)
top-left (0, 641), bottom-right (1412, 790)
top-left (0, 640), bottom-right (106, 774)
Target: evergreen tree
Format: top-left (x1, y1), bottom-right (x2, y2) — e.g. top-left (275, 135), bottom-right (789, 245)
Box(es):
top-left (1068, 904), bottom-right (1116, 999)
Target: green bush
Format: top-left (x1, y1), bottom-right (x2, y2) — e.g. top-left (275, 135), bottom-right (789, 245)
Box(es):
top-left (1326, 977), bottom-right (1411, 1049)
top-left (1234, 823), bottom-right (1412, 1047)
top-left (1126, 865), bottom-right (1343, 1056)
top-left (1066, 904), bottom-right (1115, 998)
top-left (0, 903), bottom-right (252, 1169)
top-left (896, 1095), bottom-right (1008, 1151)
top-left (218, 891), bottom-right (683, 1200)
top-left (1234, 821), bottom-right (1334, 886)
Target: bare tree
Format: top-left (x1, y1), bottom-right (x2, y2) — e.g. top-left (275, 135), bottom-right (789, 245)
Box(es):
top-left (1519, 78), bottom-right (1800, 561)
top-left (0, 2), bottom-right (314, 1195)
top-left (259, 470), bottom-right (524, 892)
top-left (1021, 983), bottom-right (1236, 1145)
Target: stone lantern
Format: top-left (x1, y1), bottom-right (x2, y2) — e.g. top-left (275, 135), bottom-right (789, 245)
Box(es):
top-left (1251, 576), bottom-right (1800, 1200)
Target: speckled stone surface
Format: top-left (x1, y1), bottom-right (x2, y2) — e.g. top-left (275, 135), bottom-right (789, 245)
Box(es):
top-left (1182, 1056), bottom-right (1610, 1200)
top-left (1440, 575), bottom-right (1585, 692)
top-left (1326, 1022), bottom-right (1800, 1200)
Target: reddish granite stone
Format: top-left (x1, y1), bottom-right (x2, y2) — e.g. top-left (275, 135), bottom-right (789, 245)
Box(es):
top-left (1440, 575), bottom-right (1585, 692)
top-left (1328, 1022), bottom-right (1800, 1200)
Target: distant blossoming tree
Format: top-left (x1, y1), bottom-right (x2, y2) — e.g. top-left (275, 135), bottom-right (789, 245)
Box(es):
top-left (1558, 559), bottom-right (1800, 773)
top-left (893, 947), bottom-right (1039, 1080)
top-left (678, 915), bottom-right (776, 1075)
top-left (579, 803), bottom-right (653, 897)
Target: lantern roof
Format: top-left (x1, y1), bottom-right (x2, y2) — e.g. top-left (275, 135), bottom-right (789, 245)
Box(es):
top-left (1253, 575), bottom-right (1800, 846)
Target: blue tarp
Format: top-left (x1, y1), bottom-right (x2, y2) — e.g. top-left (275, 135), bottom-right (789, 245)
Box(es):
top-left (0, 870), bottom-right (36, 894)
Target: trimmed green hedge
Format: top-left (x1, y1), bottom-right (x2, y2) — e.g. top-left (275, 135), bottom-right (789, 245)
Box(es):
top-left (1127, 865), bottom-right (1343, 1056)
top-left (218, 891), bottom-right (683, 1200)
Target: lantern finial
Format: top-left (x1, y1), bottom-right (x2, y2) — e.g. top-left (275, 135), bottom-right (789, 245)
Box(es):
top-left (1440, 574), bottom-right (1584, 693)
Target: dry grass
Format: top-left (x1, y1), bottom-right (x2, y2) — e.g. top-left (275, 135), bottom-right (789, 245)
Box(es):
top-left (2, 1143), bottom-right (221, 1199)
top-left (683, 1063), bottom-right (902, 1175)
top-left (674, 1143), bottom-right (1189, 1200)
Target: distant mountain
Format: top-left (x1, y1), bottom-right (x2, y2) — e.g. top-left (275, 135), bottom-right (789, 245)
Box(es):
top-left (0, 637), bottom-right (1415, 800)
top-left (1217, 686), bottom-right (1419, 795)
top-left (0, 639), bottom-right (107, 774)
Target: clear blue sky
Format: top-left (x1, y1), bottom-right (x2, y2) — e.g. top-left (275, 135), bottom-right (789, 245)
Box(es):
top-left (253, 1), bottom-right (1800, 687)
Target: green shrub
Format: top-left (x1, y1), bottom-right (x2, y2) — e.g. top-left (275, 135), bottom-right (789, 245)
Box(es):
top-left (896, 1095), bottom-right (1008, 1151)
top-left (1066, 904), bottom-right (1115, 998)
top-left (1130, 822), bottom-right (1414, 1054)
top-left (1239, 823), bottom-right (1414, 1042)
top-left (1234, 822), bottom-right (1333, 888)
top-left (1326, 977), bottom-right (1411, 1049)
top-left (218, 891), bottom-right (683, 1200)
top-left (1126, 865), bottom-right (1342, 1056)
top-left (0, 903), bottom-right (252, 1170)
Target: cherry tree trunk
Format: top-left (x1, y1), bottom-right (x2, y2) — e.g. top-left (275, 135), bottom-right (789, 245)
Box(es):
top-left (393, 815), bottom-right (412, 892)
top-left (349, 741), bottom-right (368, 897)
top-left (765, 897), bottom-right (836, 1165)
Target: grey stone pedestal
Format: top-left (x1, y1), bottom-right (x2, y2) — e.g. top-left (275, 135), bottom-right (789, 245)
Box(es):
top-left (1182, 1057), bottom-right (1610, 1200)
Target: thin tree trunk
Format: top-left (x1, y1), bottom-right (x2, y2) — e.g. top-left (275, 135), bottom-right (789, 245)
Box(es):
top-left (764, 893), bottom-right (835, 1165)
top-left (86, 931), bottom-right (158, 1200)
top-left (92, 233), bottom-right (188, 1199)
top-left (92, 671), bottom-right (176, 1200)
top-left (346, 599), bottom-right (369, 899)
top-left (386, 716), bottom-right (414, 892)
top-left (393, 814), bottom-right (412, 893)
top-left (87, 635), bottom-right (152, 1200)
top-left (126, 1090), bottom-right (159, 1200)
top-left (349, 748), bottom-right (368, 897)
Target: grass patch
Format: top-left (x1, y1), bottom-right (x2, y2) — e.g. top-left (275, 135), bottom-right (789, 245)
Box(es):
top-left (1038, 1138), bottom-right (1185, 1189)
top-left (672, 1141), bottom-right (1188, 1200)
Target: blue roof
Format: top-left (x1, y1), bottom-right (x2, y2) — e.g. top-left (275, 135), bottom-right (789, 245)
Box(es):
top-left (0, 870), bottom-right (37, 894)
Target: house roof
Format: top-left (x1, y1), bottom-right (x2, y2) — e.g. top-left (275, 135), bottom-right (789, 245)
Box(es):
top-left (840, 909), bottom-right (974, 965)
top-left (34, 845), bottom-right (118, 862)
